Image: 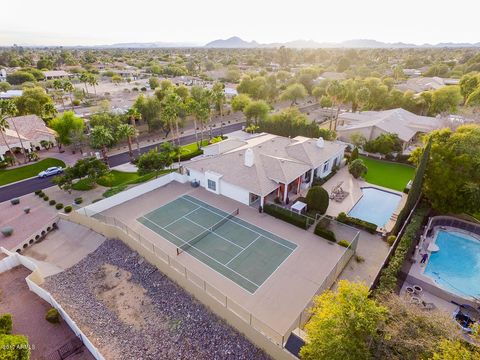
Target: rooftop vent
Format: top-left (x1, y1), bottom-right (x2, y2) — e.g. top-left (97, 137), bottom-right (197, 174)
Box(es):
top-left (316, 137), bottom-right (325, 148)
top-left (244, 148), bottom-right (254, 167)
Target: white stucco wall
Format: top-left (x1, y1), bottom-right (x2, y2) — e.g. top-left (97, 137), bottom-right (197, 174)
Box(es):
top-left (218, 179), bottom-right (250, 206)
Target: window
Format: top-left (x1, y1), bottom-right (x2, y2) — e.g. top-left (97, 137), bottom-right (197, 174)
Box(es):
top-left (323, 161), bottom-right (330, 172)
top-left (207, 179), bottom-right (216, 191)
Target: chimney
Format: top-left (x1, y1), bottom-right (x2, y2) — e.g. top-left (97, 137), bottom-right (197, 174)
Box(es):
top-left (316, 137), bottom-right (325, 148)
top-left (244, 148), bottom-right (254, 167)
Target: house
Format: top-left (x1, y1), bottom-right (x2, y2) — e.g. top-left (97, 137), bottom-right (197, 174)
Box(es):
top-left (43, 70), bottom-right (71, 80)
top-left (184, 133), bottom-right (345, 207)
top-left (0, 90), bottom-right (23, 99)
top-left (0, 69), bottom-right (6, 82)
top-left (316, 71), bottom-right (347, 82)
top-left (395, 76), bottom-right (459, 93)
top-left (0, 115), bottom-right (56, 159)
top-left (336, 108), bottom-right (440, 150)
top-left (224, 87), bottom-right (238, 98)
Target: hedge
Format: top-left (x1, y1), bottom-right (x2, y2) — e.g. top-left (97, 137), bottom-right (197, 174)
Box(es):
top-left (314, 223), bottom-right (336, 242)
top-left (0, 313), bottom-right (12, 334)
top-left (375, 206), bottom-right (429, 295)
top-left (179, 149), bottom-right (203, 161)
top-left (263, 204), bottom-right (311, 229)
top-left (336, 212), bottom-right (377, 233)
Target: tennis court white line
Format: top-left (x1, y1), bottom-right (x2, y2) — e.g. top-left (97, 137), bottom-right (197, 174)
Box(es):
top-left (182, 217), bottom-right (245, 251)
top-left (182, 196), bottom-right (296, 252)
top-left (159, 205), bottom-right (201, 229)
top-left (225, 235), bottom-right (261, 266)
top-left (139, 215), bottom-right (261, 289)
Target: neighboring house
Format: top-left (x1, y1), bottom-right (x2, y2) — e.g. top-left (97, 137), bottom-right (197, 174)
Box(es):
top-left (0, 115), bottom-right (56, 159)
top-left (224, 87), bottom-right (238, 98)
top-left (43, 70), bottom-right (71, 80)
top-left (0, 69), bottom-right (6, 82)
top-left (184, 133), bottom-right (345, 207)
top-left (316, 71), bottom-right (347, 82)
top-left (0, 90), bottom-right (23, 99)
top-left (402, 68), bottom-right (422, 77)
top-left (112, 69), bottom-right (138, 80)
top-left (336, 108), bottom-right (440, 150)
top-left (395, 76), bottom-right (459, 93)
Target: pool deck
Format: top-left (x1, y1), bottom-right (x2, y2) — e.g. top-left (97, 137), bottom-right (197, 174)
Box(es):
top-left (323, 167), bottom-right (406, 233)
top-left (99, 181), bottom-right (348, 337)
top-left (404, 225), bottom-right (480, 309)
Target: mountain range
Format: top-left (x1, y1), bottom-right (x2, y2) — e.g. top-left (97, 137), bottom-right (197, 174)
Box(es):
top-left (25, 36), bottom-right (480, 49)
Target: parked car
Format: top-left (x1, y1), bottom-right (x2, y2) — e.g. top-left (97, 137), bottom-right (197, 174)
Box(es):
top-left (37, 167), bottom-right (63, 178)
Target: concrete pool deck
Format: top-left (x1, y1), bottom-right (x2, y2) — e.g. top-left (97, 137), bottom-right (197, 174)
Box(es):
top-left (323, 167), bottom-right (407, 233)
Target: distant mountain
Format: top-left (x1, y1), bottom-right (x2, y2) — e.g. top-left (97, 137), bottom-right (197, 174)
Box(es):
top-left (205, 36), bottom-right (259, 48)
top-left (204, 37), bottom-right (480, 49)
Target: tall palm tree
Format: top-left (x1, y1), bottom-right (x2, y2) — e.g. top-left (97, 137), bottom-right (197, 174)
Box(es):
top-left (116, 123), bottom-right (137, 162)
top-left (161, 91), bottom-right (182, 145)
top-left (90, 125), bottom-right (114, 163)
top-left (0, 100), bottom-right (19, 165)
top-left (87, 74), bottom-right (98, 96)
top-left (53, 79), bottom-right (66, 111)
top-left (326, 80), bottom-right (346, 131)
top-left (211, 82), bottom-right (226, 136)
top-left (126, 107), bottom-right (142, 154)
top-left (62, 80), bottom-right (75, 110)
top-left (79, 73), bottom-right (89, 94)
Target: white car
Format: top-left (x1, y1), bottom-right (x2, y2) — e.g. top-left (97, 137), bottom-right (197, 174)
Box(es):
top-left (38, 167), bottom-right (63, 178)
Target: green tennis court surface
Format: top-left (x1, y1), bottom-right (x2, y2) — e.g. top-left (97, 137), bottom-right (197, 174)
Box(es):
top-left (138, 195), bottom-right (297, 293)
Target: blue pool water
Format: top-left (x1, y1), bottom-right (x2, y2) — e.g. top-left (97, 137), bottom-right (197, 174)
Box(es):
top-left (424, 230), bottom-right (480, 299)
top-left (348, 187), bottom-right (401, 227)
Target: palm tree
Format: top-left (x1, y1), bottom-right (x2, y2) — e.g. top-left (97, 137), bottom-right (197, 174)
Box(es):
top-left (211, 82), bottom-right (226, 136)
top-left (126, 107), bottom-right (142, 154)
top-left (161, 91), bottom-right (182, 145)
top-left (87, 74), bottom-right (98, 96)
top-left (0, 100), bottom-right (19, 165)
top-left (79, 73), bottom-right (89, 94)
top-left (116, 123), bottom-right (137, 162)
top-left (62, 80), bottom-right (75, 110)
top-left (326, 80), bottom-right (345, 131)
top-left (53, 79), bottom-right (66, 111)
top-left (90, 126), bottom-right (114, 163)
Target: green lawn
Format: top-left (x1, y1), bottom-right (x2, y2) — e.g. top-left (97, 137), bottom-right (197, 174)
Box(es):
top-left (96, 170), bottom-right (143, 187)
top-left (359, 156), bottom-right (416, 191)
top-left (178, 139), bottom-right (210, 156)
top-left (0, 158), bottom-right (66, 186)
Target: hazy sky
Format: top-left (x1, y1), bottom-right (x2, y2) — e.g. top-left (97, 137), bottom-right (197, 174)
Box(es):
top-left (1, 0), bottom-right (479, 46)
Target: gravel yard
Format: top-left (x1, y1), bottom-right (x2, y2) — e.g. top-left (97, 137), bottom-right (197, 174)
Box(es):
top-left (42, 239), bottom-right (271, 360)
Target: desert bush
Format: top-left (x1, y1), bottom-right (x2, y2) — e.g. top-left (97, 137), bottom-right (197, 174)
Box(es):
top-left (64, 205), bottom-right (73, 213)
top-left (49, 199), bottom-right (56, 206)
top-left (338, 239), bottom-right (350, 248)
top-left (45, 308), bottom-right (60, 323)
top-left (43, 196), bottom-right (49, 201)
top-left (55, 203), bottom-right (64, 210)
top-left (0, 314), bottom-right (12, 334)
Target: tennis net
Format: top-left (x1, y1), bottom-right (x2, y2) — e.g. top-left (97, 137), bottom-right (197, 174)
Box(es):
top-left (176, 208), bottom-right (239, 255)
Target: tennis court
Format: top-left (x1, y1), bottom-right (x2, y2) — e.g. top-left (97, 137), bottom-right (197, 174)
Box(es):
top-left (137, 195), bottom-right (297, 293)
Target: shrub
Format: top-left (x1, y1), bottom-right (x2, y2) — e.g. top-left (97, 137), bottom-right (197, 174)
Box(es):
top-left (103, 185), bottom-right (127, 198)
top-left (348, 159), bottom-right (368, 179)
top-left (387, 235), bottom-right (396, 246)
top-left (72, 99), bottom-right (81, 106)
top-left (355, 255), bottom-right (365, 263)
top-left (23, 207), bottom-right (30, 214)
top-left (338, 239), bottom-right (350, 248)
top-left (38, 191), bottom-right (45, 197)
top-left (10, 198), bottom-right (20, 205)
top-left (45, 308), bottom-right (60, 324)
top-left (350, 147), bottom-right (359, 163)
top-left (43, 196), bottom-right (49, 201)
top-left (55, 203), bottom-right (64, 210)
top-left (1, 227), bottom-right (13, 237)
top-left (92, 198), bottom-right (103, 203)
top-left (314, 223), bottom-right (336, 242)
top-left (64, 205), bottom-right (73, 213)
top-left (34, 190), bottom-right (41, 195)
top-left (0, 334), bottom-right (30, 360)
top-left (179, 149), bottom-right (203, 161)
top-left (337, 212), bottom-right (377, 233)
top-left (74, 197), bottom-right (83, 204)
top-left (306, 186), bottom-right (329, 214)
top-left (0, 314), bottom-right (13, 334)
top-left (49, 199), bottom-right (56, 206)
top-left (263, 204), bottom-right (311, 229)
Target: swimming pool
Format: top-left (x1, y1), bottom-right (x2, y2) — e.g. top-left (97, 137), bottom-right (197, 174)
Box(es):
top-left (348, 187), bottom-right (401, 227)
top-left (424, 230), bottom-right (480, 300)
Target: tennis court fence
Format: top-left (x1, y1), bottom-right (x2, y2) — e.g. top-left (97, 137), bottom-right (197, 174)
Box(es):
top-left (70, 208), bottom-right (357, 357)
